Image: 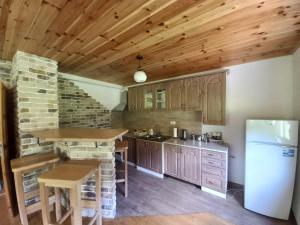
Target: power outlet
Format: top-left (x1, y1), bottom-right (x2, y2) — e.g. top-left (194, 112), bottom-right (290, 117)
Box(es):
top-left (170, 121), bottom-right (176, 125)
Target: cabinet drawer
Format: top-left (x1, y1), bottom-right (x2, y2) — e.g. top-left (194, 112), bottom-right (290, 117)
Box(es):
top-left (202, 150), bottom-right (226, 161)
top-left (202, 173), bottom-right (226, 193)
top-left (202, 157), bottom-right (226, 169)
top-left (202, 164), bottom-right (226, 177)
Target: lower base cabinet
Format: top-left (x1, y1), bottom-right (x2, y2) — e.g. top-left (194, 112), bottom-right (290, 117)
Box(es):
top-left (164, 144), bottom-right (201, 185)
top-left (136, 139), bottom-right (162, 173)
top-left (164, 143), bottom-right (228, 196)
top-left (123, 136), bottom-right (137, 164)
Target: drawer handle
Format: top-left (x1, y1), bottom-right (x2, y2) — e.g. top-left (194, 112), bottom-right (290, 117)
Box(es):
top-left (208, 153), bottom-right (214, 156)
top-left (208, 162), bottom-right (213, 164)
top-left (208, 181), bottom-right (214, 185)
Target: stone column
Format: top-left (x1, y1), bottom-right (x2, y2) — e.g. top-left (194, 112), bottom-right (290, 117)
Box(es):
top-left (12, 51), bottom-right (58, 156)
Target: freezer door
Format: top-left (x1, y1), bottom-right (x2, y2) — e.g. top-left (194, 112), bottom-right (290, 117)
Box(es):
top-left (246, 120), bottom-right (299, 146)
top-left (244, 142), bottom-right (297, 220)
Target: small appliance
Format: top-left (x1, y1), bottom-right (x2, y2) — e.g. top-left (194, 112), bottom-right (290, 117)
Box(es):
top-left (172, 127), bottom-right (178, 138)
top-left (180, 129), bottom-right (187, 140)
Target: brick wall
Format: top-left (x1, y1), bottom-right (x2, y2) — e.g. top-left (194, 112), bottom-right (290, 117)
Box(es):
top-left (13, 51), bottom-right (59, 156)
top-left (0, 60), bottom-right (12, 87)
top-left (58, 77), bottom-right (111, 128)
top-left (1, 51), bottom-right (116, 218)
top-left (57, 78), bottom-right (116, 218)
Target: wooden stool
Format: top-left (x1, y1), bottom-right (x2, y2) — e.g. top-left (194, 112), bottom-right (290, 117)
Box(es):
top-left (115, 140), bottom-right (128, 197)
top-left (11, 152), bottom-right (59, 225)
top-left (38, 160), bottom-right (102, 225)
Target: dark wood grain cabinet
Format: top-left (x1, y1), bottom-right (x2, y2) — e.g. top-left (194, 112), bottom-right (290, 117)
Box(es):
top-left (164, 144), bottom-right (201, 185)
top-left (136, 139), bottom-right (162, 173)
top-left (127, 73), bottom-right (226, 125)
top-left (123, 136), bottom-right (137, 164)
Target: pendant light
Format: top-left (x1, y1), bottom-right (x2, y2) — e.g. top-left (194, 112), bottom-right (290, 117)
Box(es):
top-left (133, 55), bottom-right (147, 83)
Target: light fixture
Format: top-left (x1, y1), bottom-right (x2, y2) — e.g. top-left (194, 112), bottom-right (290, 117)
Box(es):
top-left (133, 55), bottom-right (147, 83)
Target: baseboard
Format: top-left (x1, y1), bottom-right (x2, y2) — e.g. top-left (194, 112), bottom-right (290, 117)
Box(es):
top-left (136, 166), bottom-right (164, 179)
top-left (202, 187), bottom-right (227, 199)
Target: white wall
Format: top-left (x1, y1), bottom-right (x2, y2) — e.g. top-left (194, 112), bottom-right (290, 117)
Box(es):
top-left (203, 56), bottom-right (294, 185)
top-left (60, 72), bottom-right (125, 110)
top-left (292, 47), bottom-right (300, 224)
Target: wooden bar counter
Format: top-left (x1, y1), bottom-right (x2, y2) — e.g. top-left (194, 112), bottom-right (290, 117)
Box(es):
top-left (30, 128), bottom-right (128, 219)
top-left (30, 128), bottom-right (128, 143)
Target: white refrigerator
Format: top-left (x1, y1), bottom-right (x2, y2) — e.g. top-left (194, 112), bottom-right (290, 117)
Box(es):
top-left (244, 120), bottom-right (299, 220)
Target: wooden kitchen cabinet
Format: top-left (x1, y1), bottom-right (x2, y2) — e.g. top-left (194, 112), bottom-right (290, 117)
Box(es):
top-left (201, 149), bottom-right (227, 194)
top-left (164, 144), bottom-right (201, 185)
top-left (136, 139), bottom-right (149, 168)
top-left (123, 136), bottom-right (136, 164)
top-left (136, 139), bottom-right (162, 173)
top-left (127, 87), bottom-right (137, 111)
top-left (148, 141), bottom-right (162, 173)
top-left (167, 80), bottom-right (184, 110)
top-left (127, 73), bottom-right (227, 125)
top-left (164, 143), bottom-right (181, 177)
top-left (203, 73), bottom-right (226, 125)
top-left (128, 86), bottom-right (144, 111)
top-left (183, 76), bottom-right (205, 111)
top-left (180, 146), bottom-right (201, 185)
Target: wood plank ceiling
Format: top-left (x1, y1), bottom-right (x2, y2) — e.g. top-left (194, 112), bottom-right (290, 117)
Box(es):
top-left (0, 0), bottom-right (300, 85)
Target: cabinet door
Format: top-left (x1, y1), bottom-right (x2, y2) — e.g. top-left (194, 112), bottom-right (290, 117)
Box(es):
top-left (180, 147), bottom-right (201, 185)
top-left (136, 139), bottom-right (148, 168)
top-left (184, 77), bottom-right (204, 111)
top-left (147, 141), bottom-right (162, 173)
top-left (123, 136), bottom-right (136, 164)
top-left (143, 85), bottom-right (154, 111)
top-left (154, 83), bottom-right (167, 111)
top-left (203, 73), bottom-right (226, 125)
top-left (128, 87), bottom-right (137, 111)
top-left (164, 144), bottom-right (181, 177)
top-left (167, 80), bottom-right (184, 110)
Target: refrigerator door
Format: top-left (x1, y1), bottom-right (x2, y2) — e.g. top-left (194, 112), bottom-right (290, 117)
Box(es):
top-left (244, 142), bottom-right (297, 220)
top-left (246, 120), bottom-right (299, 146)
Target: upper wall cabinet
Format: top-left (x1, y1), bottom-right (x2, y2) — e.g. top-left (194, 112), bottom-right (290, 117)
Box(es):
top-left (128, 86), bottom-right (144, 111)
top-left (183, 76), bottom-right (205, 111)
top-left (203, 73), bottom-right (226, 125)
top-left (143, 85), bottom-right (154, 111)
top-left (127, 72), bottom-right (226, 125)
top-left (167, 80), bottom-right (184, 110)
top-left (155, 83), bottom-right (167, 111)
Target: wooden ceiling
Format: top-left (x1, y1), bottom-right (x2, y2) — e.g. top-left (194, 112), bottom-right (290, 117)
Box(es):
top-left (0, 0), bottom-right (300, 85)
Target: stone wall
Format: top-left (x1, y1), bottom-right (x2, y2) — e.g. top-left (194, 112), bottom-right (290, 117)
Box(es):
top-left (13, 51), bottom-right (59, 156)
top-left (58, 77), bottom-right (111, 128)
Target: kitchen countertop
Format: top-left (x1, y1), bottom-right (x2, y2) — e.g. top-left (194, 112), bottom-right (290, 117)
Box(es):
top-left (124, 133), bottom-right (228, 152)
top-left (30, 128), bottom-right (128, 142)
top-left (164, 138), bottom-right (229, 152)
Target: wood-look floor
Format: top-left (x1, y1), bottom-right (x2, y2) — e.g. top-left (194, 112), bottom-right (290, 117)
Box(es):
top-left (2, 165), bottom-right (297, 225)
top-left (116, 165), bottom-right (297, 225)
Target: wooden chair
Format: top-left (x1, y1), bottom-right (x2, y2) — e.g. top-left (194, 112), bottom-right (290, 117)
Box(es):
top-left (115, 140), bottom-right (128, 197)
top-left (11, 152), bottom-right (59, 225)
top-left (38, 160), bottom-right (102, 225)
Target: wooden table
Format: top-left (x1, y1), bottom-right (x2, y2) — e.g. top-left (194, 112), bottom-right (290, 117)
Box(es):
top-left (38, 160), bottom-right (102, 225)
top-left (11, 152), bottom-right (60, 225)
